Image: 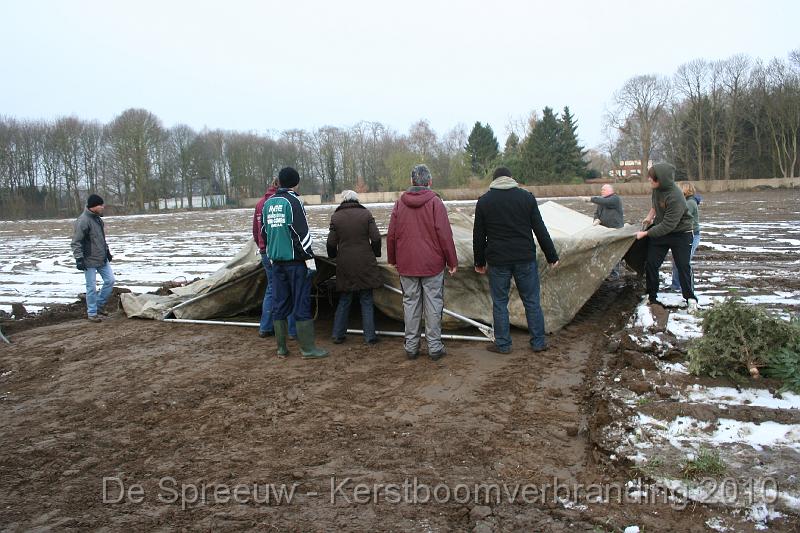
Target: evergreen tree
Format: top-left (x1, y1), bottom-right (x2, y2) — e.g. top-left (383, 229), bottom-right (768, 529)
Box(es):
top-left (558, 106), bottom-right (588, 179)
top-left (504, 132), bottom-right (520, 154)
top-left (465, 122), bottom-right (499, 175)
top-left (520, 107), bottom-right (561, 183)
top-left (497, 132), bottom-right (523, 178)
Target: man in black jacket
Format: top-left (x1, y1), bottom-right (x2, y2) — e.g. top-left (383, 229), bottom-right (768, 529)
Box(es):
top-left (473, 167), bottom-right (560, 354)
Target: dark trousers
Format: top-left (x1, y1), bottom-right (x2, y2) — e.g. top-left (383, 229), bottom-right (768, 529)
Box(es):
top-left (272, 262), bottom-right (312, 321)
top-left (332, 289), bottom-right (377, 342)
top-left (645, 231), bottom-right (697, 302)
top-left (488, 260), bottom-right (546, 350)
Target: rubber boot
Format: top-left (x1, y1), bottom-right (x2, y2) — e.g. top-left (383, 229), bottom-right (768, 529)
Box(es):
top-left (274, 319), bottom-right (290, 357)
top-left (296, 320), bottom-right (329, 359)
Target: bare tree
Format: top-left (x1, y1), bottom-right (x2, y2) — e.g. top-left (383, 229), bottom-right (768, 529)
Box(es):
top-left (52, 116), bottom-right (85, 211)
top-left (80, 121), bottom-right (103, 194)
top-left (606, 74), bottom-right (672, 178)
top-left (674, 59), bottom-right (711, 179)
top-left (107, 108), bottom-right (164, 210)
top-left (311, 126), bottom-right (341, 199)
top-left (763, 59), bottom-right (800, 177)
top-left (168, 125), bottom-right (197, 208)
top-left (407, 119), bottom-right (438, 162)
top-left (718, 54), bottom-right (752, 179)
top-left (505, 110), bottom-right (538, 144)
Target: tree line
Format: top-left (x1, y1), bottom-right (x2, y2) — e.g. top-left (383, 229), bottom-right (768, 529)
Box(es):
top-left (1, 48), bottom-right (797, 219)
top-left (605, 49), bottom-right (800, 181)
top-left (0, 112), bottom-right (480, 219)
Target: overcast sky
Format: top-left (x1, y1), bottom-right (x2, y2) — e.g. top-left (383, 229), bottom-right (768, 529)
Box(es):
top-left (1, 0), bottom-right (798, 149)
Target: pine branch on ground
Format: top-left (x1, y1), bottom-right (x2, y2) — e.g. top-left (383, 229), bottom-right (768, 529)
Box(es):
top-left (688, 297), bottom-right (799, 389)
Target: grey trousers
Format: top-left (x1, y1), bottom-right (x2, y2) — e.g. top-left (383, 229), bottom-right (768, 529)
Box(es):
top-left (400, 272), bottom-right (445, 354)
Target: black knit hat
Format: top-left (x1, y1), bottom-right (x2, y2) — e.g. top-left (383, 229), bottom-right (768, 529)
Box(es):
top-left (86, 194), bottom-right (104, 208)
top-left (278, 167), bottom-right (300, 188)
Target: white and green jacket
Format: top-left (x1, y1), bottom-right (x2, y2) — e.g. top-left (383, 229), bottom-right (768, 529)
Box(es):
top-left (262, 189), bottom-right (314, 263)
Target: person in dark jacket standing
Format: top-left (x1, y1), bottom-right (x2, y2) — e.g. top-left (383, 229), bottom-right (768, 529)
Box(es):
top-left (253, 178), bottom-right (296, 339)
top-left (262, 167), bottom-right (327, 359)
top-left (70, 194), bottom-right (115, 322)
top-left (473, 167), bottom-right (560, 354)
top-left (387, 164), bottom-right (458, 361)
top-left (586, 184), bottom-right (624, 229)
top-left (327, 190), bottom-right (383, 345)
top-left (584, 183), bottom-right (625, 278)
top-left (636, 163), bottom-right (699, 311)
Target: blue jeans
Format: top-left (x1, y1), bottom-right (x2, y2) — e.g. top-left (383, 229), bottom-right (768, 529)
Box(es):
top-left (670, 232), bottom-right (700, 290)
top-left (85, 261), bottom-right (115, 317)
top-left (271, 262), bottom-right (313, 322)
top-left (488, 261), bottom-right (546, 350)
top-left (332, 289), bottom-right (377, 342)
top-left (259, 253), bottom-right (296, 335)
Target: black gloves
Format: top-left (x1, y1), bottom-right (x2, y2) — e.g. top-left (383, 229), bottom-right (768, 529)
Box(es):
top-left (107, 251), bottom-right (113, 263)
top-left (76, 258), bottom-right (86, 271)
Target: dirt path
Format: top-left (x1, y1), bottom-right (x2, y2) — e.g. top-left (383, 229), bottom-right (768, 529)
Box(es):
top-left (0, 280), bottom-right (786, 531)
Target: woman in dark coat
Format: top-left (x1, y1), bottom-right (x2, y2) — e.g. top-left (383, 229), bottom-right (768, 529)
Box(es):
top-left (326, 190), bottom-right (384, 344)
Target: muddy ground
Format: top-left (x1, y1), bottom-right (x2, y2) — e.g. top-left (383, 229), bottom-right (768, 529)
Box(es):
top-left (1, 188), bottom-right (798, 531)
top-left (2, 278), bottom-right (795, 532)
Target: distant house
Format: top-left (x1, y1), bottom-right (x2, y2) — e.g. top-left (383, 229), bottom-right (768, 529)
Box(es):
top-left (609, 159), bottom-right (652, 180)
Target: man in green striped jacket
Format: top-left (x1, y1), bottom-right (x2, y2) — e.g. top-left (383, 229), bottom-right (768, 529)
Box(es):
top-left (262, 167), bottom-right (328, 359)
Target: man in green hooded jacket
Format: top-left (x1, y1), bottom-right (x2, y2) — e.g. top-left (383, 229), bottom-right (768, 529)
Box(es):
top-left (635, 163), bottom-right (699, 311)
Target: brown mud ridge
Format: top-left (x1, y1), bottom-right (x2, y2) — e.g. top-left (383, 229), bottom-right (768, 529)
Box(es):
top-left (0, 288), bottom-right (130, 337)
top-left (1, 277), bottom-right (796, 531)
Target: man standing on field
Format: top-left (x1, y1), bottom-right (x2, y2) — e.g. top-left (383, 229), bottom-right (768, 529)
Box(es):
top-left (387, 164), bottom-right (458, 361)
top-left (473, 167), bottom-right (559, 354)
top-left (71, 194), bottom-right (115, 322)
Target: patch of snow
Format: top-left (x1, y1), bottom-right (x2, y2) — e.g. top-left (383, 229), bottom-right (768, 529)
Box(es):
top-left (765, 489), bottom-right (800, 512)
top-left (633, 300), bottom-right (655, 329)
top-left (684, 386), bottom-right (800, 410)
top-left (665, 312), bottom-right (703, 340)
top-left (741, 292), bottom-right (800, 306)
top-left (637, 413), bottom-right (800, 452)
top-left (557, 497), bottom-right (588, 511)
top-left (705, 517), bottom-right (730, 532)
top-left (702, 241), bottom-right (796, 255)
top-left (748, 503), bottom-right (784, 529)
top-left (659, 362), bottom-right (690, 374)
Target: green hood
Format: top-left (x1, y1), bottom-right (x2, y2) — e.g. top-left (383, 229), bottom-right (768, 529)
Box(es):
top-left (647, 162), bottom-right (693, 238)
top-left (652, 162), bottom-right (676, 191)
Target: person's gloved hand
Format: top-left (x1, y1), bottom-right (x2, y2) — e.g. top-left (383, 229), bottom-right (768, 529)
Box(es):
top-left (107, 252), bottom-right (113, 262)
top-left (76, 258), bottom-right (86, 271)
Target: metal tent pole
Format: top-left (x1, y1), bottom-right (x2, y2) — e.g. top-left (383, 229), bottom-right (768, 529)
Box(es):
top-left (381, 283), bottom-right (494, 341)
top-left (346, 329), bottom-right (491, 342)
top-left (164, 318), bottom-right (259, 327)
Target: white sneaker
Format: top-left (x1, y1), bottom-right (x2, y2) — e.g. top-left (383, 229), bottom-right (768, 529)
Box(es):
top-left (686, 299), bottom-right (698, 313)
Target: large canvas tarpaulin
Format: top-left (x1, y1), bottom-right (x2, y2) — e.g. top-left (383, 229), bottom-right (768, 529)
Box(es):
top-left (121, 201), bottom-right (639, 332)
